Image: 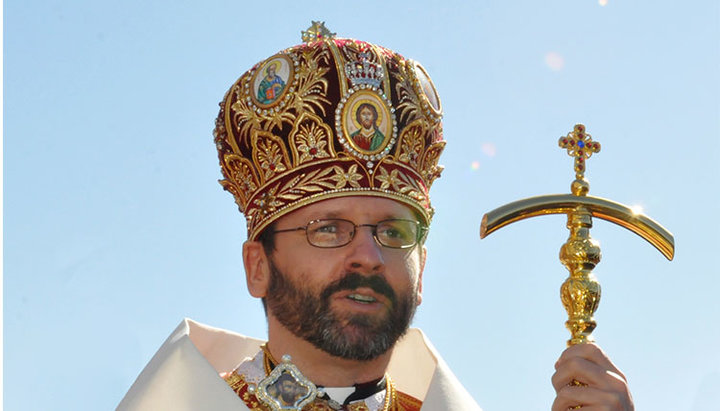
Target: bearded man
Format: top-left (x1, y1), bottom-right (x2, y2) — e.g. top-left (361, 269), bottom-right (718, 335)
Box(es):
top-left (257, 63), bottom-right (285, 105)
top-left (118, 23), bottom-right (633, 411)
top-left (350, 103), bottom-right (385, 151)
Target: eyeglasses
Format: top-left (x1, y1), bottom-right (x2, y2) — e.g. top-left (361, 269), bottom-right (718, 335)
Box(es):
top-left (271, 218), bottom-right (428, 249)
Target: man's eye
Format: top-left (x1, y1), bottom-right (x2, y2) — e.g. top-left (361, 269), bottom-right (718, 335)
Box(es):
top-left (311, 221), bottom-right (340, 234)
top-left (378, 223), bottom-right (411, 240)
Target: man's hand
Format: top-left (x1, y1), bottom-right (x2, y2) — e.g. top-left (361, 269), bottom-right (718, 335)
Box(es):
top-left (551, 343), bottom-right (634, 411)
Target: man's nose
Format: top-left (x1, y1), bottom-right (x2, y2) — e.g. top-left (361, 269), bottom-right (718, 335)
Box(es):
top-left (345, 226), bottom-right (385, 273)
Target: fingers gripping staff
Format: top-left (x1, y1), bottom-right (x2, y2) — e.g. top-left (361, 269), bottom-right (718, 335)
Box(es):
top-left (480, 124), bottom-right (674, 410)
top-left (551, 344), bottom-right (633, 411)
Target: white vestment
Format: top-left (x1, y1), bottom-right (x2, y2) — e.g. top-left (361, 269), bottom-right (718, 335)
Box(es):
top-left (118, 319), bottom-right (481, 410)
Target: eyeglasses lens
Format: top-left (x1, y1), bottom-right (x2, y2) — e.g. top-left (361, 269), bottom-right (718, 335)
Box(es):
top-left (375, 220), bottom-right (418, 248)
top-left (305, 219), bottom-right (420, 248)
top-left (307, 219), bottom-right (353, 247)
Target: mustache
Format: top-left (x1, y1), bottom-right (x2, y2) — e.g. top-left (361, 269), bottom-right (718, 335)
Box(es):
top-left (321, 272), bottom-right (396, 304)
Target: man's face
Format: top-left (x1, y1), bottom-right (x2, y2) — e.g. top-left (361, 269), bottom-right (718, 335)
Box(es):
top-left (359, 107), bottom-right (375, 129)
top-left (279, 379), bottom-right (296, 403)
top-left (262, 197), bottom-right (425, 361)
top-left (267, 66), bottom-right (276, 77)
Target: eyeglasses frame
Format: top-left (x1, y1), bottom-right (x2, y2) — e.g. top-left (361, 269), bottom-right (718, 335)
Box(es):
top-left (270, 218), bottom-right (428, 249)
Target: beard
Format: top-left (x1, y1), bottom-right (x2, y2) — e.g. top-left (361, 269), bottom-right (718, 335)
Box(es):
top-left (265, 259), bottom-right (418, 361)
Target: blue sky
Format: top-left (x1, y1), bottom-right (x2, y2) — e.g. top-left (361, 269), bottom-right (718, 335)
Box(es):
top-left (4, 1), bottom-right (719, 410)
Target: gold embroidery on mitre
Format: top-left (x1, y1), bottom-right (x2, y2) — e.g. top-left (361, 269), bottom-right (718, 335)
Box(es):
top-left (244, 160), bottom-right (372, 237)
top-left (392, 58), bottom-right (423, 125)
top-left (292, 46), bottom-right (331, 116)
top-left (231, 79), bottom-right (265, 140)
top-left (239, 53), bottom-right (300, 133)
top-left (396, 119), bottom-right (428, 169)
top-left (222, 154), bottom-right (259, 210)
top-left (328, 164), bottom-right (364, 189)
top-left (251, 184), bottom-right (283, 218)
top-left (392, 58), bottom-right (442, 126)
top-left (290, 111), bottom-right (335, 165)
top-left (249, 54), bottom-right (296, 109)
top-left (213, 113), bottom-right (229, 150)
top-left (215, 29), bottom-right (447, 240)
top-left (301, 21), bottom-right (336, 44)
top-left (337, 88), bottom-right (397, 159)
top-left (249, 160), bottom-right (368, 218)
top-left (231, 48), bottom-right (330, 141)
top-left (339, 41), bottom-right (389, 94)
top-left (374, 164), bottom-right (425, 203)
top-left (420, 141), bottom-right (446, 186)
top-left (407, 60), bottom-right (442, 124)
top-left (273, 161), bottom-right (366, 203)
top-left (334, 42), bottom-right (397, 164)
top-left (252, 131), bottom-right (292, 182)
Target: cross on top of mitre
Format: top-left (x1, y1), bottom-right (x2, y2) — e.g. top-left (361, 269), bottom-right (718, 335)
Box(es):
top-left (301, 21), bottom-right (336, 43)
top-left (559, 124), bottom-right (601, 179)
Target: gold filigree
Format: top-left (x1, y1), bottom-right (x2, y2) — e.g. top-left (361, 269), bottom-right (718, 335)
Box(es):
top-left (301, 21), bottom-right (336, 43)
top-left (252, 131), bottom-right (291, 182)
top-left (392, 58), bottom-right (422, 125)
top-left (223, 367), bottom-right (416, 411)
top-left (246, 162), bottom-right (369, 227)
top-left (420, 142), bottom-right (446, 185)
top-left (223, 154), bottom-right (259, 209)
top-left (255, 354), bottom-right (318, 411)
top-left (328, 164), bottom-right (363, 189)
top-left (252, 186), bottom-right (283, 217)
top-left (216, 34), bottom-right (446, 241)
top-left (558, 124), bottom-right (601, 179)
top-left (290, 46), bottom-right (331, 116)
top-left (231, 80), bottom-right (266, 141)
top-left (213, 115), bottom-right (227, 146)
top-left (234, 73), bottom-right (297, 135)
top-left (339, 40), bottom-right (378, 70)
top-left (336, 41), bottom-right (391, 94)
top-left (375, 165), bottom-right (425, 202)
top-left (230, 46), bottom-right (331, 146)
top-left (480, 124), bottom-right (675, 349)
top-left (276, 168), bottom-right (337, 201)
top-left (290, 112), bottom-right (334, 165)
top-left (275, 163), bottom-right (365, 204)
top-left (397, 119), bottom-right (427, 168)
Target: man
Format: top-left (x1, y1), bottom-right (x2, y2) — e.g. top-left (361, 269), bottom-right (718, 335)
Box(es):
top-left (268, 372), bottom-right (307, 406)
top-left (350, 103), bottom-right (385, 151)
top-left (257, 62), bottom-right (285, 105)
top-left (118, 23), bottom-right (633, 410)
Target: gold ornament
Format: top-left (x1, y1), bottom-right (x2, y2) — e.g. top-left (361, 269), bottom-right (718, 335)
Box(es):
top-left (480, 124), bottom-right (674, 346)
top-left (214, 23), bottom-right (445, 239)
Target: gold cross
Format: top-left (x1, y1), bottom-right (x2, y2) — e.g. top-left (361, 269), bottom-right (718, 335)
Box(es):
top-left (301, 21), bottom-right (336, 44)
top-left (481, 123), bottom-right (674, 348)
top-left (559, 124), bottom-right (601, 179)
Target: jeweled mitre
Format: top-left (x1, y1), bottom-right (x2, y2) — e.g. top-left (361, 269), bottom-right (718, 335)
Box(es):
top-left (214, 23), bottom-right (445, 239)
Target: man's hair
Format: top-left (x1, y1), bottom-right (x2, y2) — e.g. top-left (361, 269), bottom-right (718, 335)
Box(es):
top-left (355, 103), bottom-right (378, 127)
top-left (276, 372), bottom-right (295, 385)
top-left (257, 222), bottom-right (276, 256)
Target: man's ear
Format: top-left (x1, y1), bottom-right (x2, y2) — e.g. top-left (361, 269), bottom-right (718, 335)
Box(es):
top-left (243, 241), bottom-right (270, 298)
top-left (416, 245), bottom-right (426, 306)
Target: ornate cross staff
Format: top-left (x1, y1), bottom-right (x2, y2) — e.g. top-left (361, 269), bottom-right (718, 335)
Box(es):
top-left (480, 124), bottom-right (674, 346)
